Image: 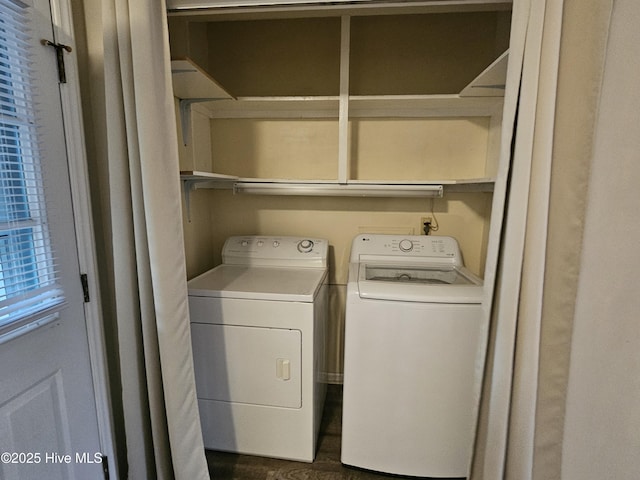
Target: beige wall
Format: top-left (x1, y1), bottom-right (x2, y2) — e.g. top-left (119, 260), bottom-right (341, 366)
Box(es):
top-left (182, 189), bottom-right (492, 380)
top-left (172, 12), bottom-right (510, 97)
top-left (211, 119), bottom-right (338, 180)
top-left (351, 117), bottom-right (491, 180)
top-left (181, 189), bottom-right (216, 278)
top-left (178, 107), bottom-right (495, 381)
top-left (175, 10), bottom-right (501, 380)
top-left (209, 117), bottom-right (491, 181)
top-left (205, 191), bottom-right (491, 281)
top-left (180, 107), bottom-right (496, 271)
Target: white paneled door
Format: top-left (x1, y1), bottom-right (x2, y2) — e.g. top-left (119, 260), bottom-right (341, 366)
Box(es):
top-left (0, 0), bottom-right (105, 479)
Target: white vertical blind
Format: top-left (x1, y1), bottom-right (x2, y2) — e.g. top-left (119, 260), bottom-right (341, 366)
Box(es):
top-left (0, 0), bottom-right (63, 334)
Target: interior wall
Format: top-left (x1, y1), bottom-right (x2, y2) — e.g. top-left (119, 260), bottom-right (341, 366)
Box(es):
top-left (210, 119), bottom-right (338, 180)
top-left (200, 13), bottom-right (508, 98)
top-left (168, 17), bottom-right (210, 74)
top-left (349, 12), bottom-right (510, 95)
top-left (181, 190), bottom-right (215, 278)
top-left (174, 9), bottom-right (504, 381)
top-left (202, 191), bottom-right (492, 380)
top-left (179, 112), bottom-right (495, 381)
top-left (351, 118), bottom-right (490, 180)
top-left (207, 17), bottom-right (342, 97)
top-left (209, 117), bottom-right (491, 181)
top-left (176, 101), bottom-right (216, 278)
top-left (207, 193), bottom-right (491, 280)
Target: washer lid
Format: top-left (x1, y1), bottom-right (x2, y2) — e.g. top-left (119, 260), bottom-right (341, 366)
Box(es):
top-left (357, 263), bottom-right (483, 304)
top-left (188, 265), bottom-right (327, 302)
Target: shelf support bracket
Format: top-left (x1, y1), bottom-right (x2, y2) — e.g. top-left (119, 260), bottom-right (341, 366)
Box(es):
top-left (338, 15), bottom-right (351, 184)
top-left (182, 179), bottom-right (198, 223)
top-left (179, 98), bottom-right (218, 146)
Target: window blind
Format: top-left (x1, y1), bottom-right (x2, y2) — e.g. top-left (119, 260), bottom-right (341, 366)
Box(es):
top-left (0, 0), bottom-right (64, 336)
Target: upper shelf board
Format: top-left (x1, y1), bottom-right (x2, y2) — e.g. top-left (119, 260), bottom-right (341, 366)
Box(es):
top-left (167, 0), bottom-right (513, 18)
top-left (167, 0), bottom-right (379, 9)
top-left (460, 50), bottom-right (509, 97)
top-left (348, 95), bottom-right (503, 118)
top-left (180, 170), bottom-right (239, 182)
top-left (202, 96), bottom-right (341, 118)
top-left (187, 95), bottom-right (503, 118)
top-left (171, 58), bottom-right (233, 100)
top-left (179, 172), bottom-right (495, 193)
top-left (171, 51), bottom-right (508, 117)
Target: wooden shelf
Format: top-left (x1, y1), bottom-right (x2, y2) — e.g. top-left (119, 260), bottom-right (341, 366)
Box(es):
top-left (180, 170), bottom-right (238, 182)
top-left (349, 95), bottom-right (503, 118)
top-left (460, 50), bottom-right (509, 97)
top-left (171, 58), bottom-right (233, 100)
top-left (171, 17), bottom-right (506, 199)
top-left (167, 1), bottom-right (513, 22)
top-left (171, 43), bottom-right (507, 118)
top-left (180, 174), bottom-right (495, 196)
top-left (349, 178), bottom-right (495, 193)
top-left (189, 94), bottom-right (503, 118)
top-left (204, 96), bottom-right (340, 119)
top-left (179, 171), bottom-right (239, 222)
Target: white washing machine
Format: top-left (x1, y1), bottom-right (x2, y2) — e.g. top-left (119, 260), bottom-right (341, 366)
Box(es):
top-left (341, 234), bottom-right (485, 478)
top-left (188, 235), bottom-right (328, 462)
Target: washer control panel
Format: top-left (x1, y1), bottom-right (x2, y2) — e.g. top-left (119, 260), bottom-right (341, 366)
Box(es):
top-left (222, 236), bottom-right (328, 267)
top-left (398, 239), bottom-right (414, 252)
top-left (350, 234), bottom-right (462, 265)
top-left (297, 239), bottom-right (314, 253)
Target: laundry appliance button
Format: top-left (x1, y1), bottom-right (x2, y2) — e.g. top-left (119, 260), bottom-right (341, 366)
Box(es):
top-left (399, 239), bottom-right (414, 252)
top-left (297, 240), bottom-right (314, 253)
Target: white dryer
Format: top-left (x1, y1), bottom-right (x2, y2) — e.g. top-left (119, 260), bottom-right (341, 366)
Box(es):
top-left (341, 234), bottom-right (485, 478)
top-left (188, 236), bottom-right (328, 462)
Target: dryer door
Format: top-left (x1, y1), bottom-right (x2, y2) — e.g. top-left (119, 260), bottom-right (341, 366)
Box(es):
top-left (191, 323), bottom-right (301, 408)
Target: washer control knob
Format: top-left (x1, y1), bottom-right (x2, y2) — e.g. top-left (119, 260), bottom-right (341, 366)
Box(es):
top-left (241, 240), bottom-right (249, 247)
top-left (399, 239), bottom-right (414, 252)
top-left (297, 239), bottom-right (314, 253)
top-left (272, 240), bottom-right (280, 248)
top-left (257, 240), bottom-right (264, 247)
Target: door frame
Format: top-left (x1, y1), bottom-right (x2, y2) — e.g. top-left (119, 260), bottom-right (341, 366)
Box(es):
top-left (49, 0), bottom-right (117, 476)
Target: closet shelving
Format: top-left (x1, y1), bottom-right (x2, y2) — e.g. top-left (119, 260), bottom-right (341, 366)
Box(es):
top-left (170, 6), bottom-right (509, 198)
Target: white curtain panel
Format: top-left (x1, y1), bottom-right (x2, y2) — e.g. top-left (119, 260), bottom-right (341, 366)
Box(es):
top-left (470, 0), bottom-right (530, 477)
top-left (505, 1), bottom-right (565, 478)
top-left (475, 1), bottom-right (620, 479)
top-left (562, 1), bottom-right (640, 477)
top-left (473, 0), bottom-right (564, 478)
top-left (78, 0), bottom-right (208, 478)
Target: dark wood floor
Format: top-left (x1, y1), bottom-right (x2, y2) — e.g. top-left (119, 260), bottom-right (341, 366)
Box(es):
top-left (205, 385), bottom-right (406, 479)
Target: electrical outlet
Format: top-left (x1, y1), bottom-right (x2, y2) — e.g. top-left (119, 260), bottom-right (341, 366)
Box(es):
top-left (420, 216), bottom-right (432, 235)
